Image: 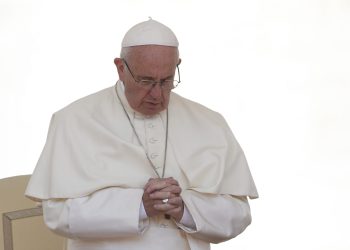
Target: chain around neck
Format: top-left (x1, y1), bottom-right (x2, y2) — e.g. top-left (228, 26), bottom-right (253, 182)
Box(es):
top-left (115, 84), bottom-right (168, 178)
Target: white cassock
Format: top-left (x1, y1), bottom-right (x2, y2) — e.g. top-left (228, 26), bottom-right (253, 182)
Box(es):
top-left (26, 81), bottom-right (259, 250)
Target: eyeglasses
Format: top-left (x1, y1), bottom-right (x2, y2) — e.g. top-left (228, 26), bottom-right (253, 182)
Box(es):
top-left (122, 59), bottom-right (181, 90)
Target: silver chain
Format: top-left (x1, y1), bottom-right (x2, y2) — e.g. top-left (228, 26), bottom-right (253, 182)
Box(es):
top-left (115, 85), bottom-right (168, 178)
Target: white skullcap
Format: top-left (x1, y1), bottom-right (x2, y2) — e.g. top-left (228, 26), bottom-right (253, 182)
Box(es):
top-left (122, 18), bottom-right (179, 48)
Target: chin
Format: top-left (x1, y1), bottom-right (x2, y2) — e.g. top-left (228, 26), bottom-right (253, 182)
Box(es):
top-left (138, 103), bottom-right (165, 115)
top-left (142, 106), bottom-right (165, 116)
top-left (143, 109), bottom-right (163, 116)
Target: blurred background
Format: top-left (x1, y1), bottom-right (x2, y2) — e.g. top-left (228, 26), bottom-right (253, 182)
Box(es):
top-left (1, 0), bottom-right (349, 249)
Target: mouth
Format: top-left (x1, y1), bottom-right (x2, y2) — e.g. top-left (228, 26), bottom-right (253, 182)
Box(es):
top-left (145, 101), bottom-right (161, 106)
top-left (140, 101), bottom-right (167, 115)
top-left (143, 101), bottom-right (163, 112)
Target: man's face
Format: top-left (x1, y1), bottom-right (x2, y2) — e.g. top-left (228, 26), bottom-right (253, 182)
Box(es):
top-left (115, 45), bottom-right (180, 116)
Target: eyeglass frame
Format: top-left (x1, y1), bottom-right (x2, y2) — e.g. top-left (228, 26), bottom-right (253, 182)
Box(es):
top-left (122, 59), bottom-right (181, 90)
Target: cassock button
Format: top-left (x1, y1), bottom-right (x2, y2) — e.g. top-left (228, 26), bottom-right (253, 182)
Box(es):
top-left (150, 153), bottom-right (158, 159)
top-left (148, 123), bottom-right (155, 128)
top-left (148, 138), bottom-right (157, 144)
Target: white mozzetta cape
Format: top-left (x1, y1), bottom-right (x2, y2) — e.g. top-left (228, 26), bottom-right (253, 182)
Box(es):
top-left (26, 83), bottom-right (258, 201)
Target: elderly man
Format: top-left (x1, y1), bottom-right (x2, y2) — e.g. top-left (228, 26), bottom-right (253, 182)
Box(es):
top-left (26, 19), bottom-right (258, 250)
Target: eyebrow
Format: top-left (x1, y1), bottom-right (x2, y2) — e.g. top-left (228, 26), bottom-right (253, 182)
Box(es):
top-left (137, 74), bottom-right (174, 81)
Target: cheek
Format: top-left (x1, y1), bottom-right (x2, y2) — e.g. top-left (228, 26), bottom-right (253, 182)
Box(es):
top-left (125, 86), bottom-right (148, 107)
top-left (162, 93), bottom-right (170, 105)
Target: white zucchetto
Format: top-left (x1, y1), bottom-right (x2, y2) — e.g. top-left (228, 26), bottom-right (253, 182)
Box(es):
top-left (121, 18), bottom-right (179, 48)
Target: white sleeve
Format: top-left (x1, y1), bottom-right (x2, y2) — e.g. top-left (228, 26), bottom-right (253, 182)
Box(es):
top-left (176, 190), bottom-right (252, 243)
top-left (42, 187), bottom-right (149, 239)
top-left (178, 205), bottom-right (196, 229)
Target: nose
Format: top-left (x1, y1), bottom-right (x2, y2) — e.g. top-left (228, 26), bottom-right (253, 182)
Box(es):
top-left (149, 83), bottom-right (162, 99)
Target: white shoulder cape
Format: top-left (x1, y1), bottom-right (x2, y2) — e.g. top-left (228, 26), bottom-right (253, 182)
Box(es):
top-left (26, 84), bottom-right (258, 201)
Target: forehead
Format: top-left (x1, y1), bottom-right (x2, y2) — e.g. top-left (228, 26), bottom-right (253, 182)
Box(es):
top-left (126, 45), bottom-right (179, 67)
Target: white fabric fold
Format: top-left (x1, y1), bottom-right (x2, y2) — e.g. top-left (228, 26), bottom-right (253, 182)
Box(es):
top-left (26, 81), bottom-right (258, 200)
top-left (180, 190), bottom-right (252, 243)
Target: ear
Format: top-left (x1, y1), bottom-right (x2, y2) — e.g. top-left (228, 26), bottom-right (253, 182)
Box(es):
top-left (114, 58), bottom-right (126, 81)
top-left (177, 58), bottom-right (182, 66)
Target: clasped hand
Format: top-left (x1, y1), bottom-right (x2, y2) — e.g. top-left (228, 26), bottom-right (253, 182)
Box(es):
top-left (142, 177), bottom-right (184, 222)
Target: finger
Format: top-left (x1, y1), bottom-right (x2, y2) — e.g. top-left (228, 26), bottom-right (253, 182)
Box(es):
top-left (165, 206), bottom-right (183, 215)
top-left (145, 182), bottom-right (168, 194)
top-left (145, 178), bottom-right (179, 194)
top-left (152, 197), bottom-right (183, 211)
top-left (166, 177), bottom-right (179, 186)
top-left (159, 185), bottom-right (182, 194)
top-left (153, 203), bottom-right (177, 211)
top-left (148, 186), bottom-right (181, 199)
top-left (143, 177), bottom-right (159, 190)
top-left (152, 199), bottom-right (164, 205)
top-left (167, 196), bottom-right (183, 206)
top-left (149, 191), bottom-right (171, 200)
top-left (164, 206), bottom-right (183, 221)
